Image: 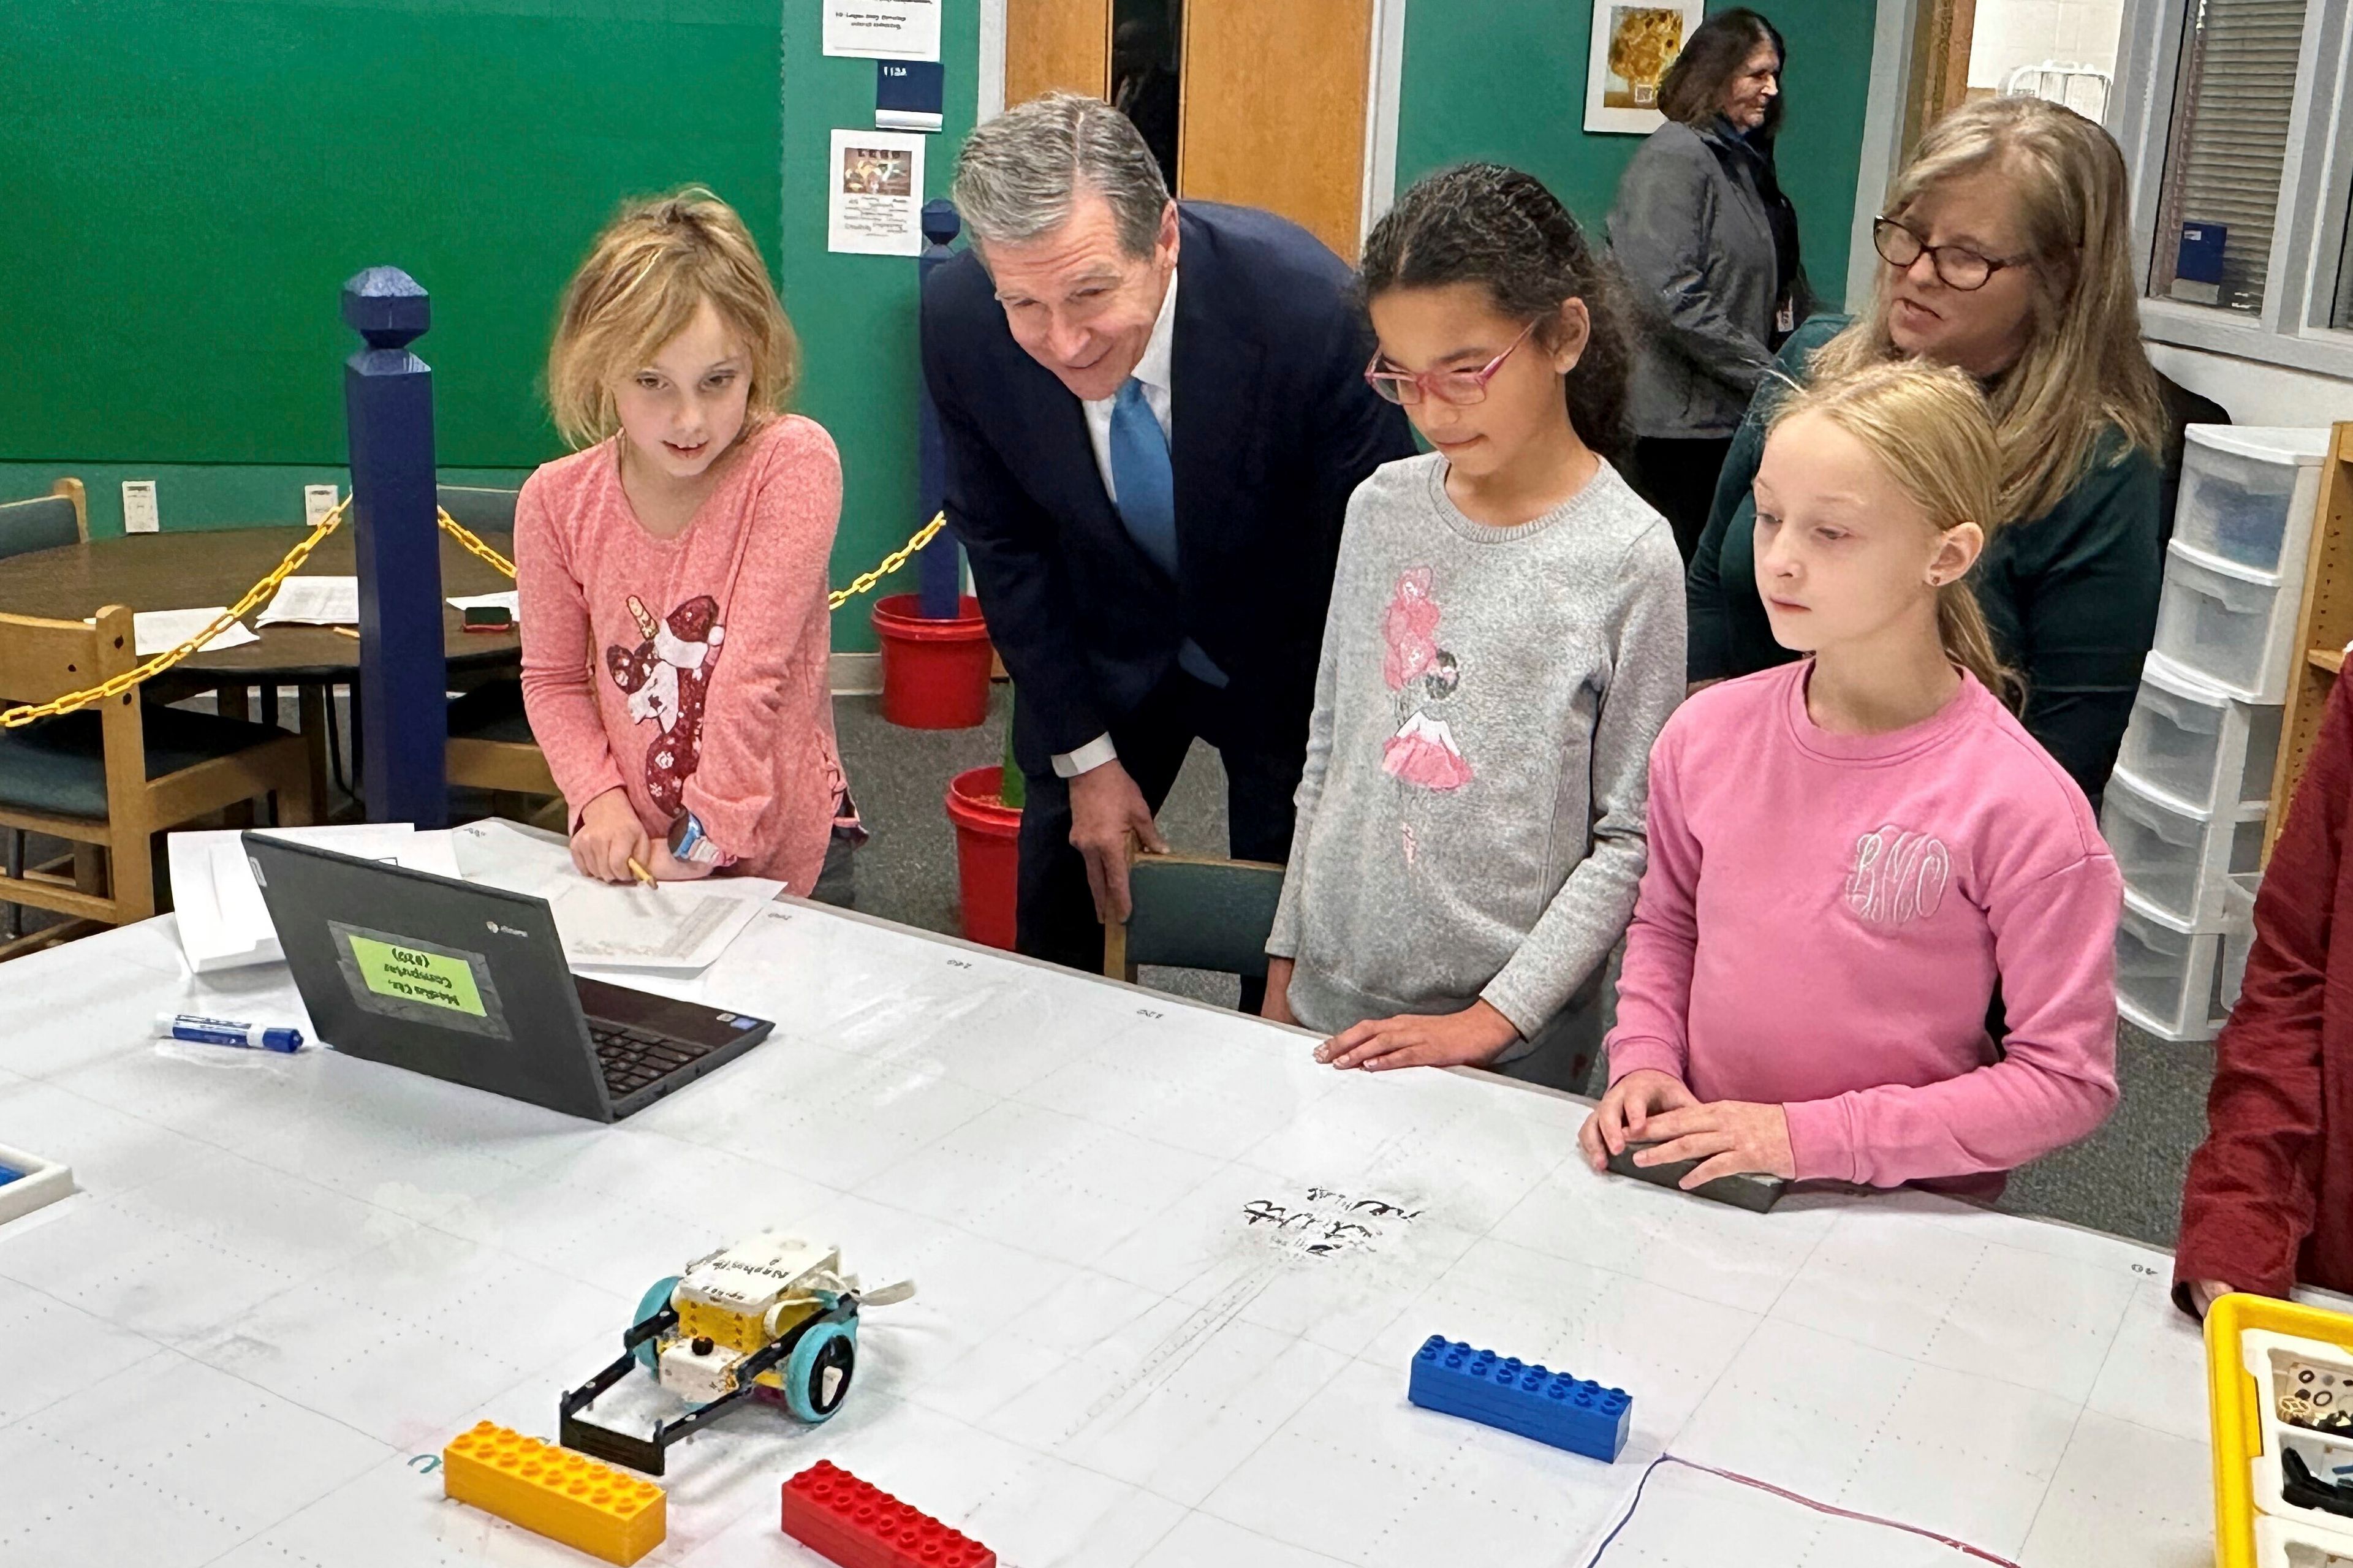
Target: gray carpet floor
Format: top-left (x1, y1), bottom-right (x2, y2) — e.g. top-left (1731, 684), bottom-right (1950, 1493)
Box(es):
top-left (833, 686), bottom-right (2217, 1251)
top-left (2, 683), bottom-right (2218, 1250)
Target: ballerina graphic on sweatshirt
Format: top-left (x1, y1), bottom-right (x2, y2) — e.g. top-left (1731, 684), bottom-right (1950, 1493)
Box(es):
top-left (1379, 569), bottom-right (1473, 863)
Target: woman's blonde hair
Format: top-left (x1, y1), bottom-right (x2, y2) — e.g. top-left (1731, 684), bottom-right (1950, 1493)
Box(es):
top-left (1814, 97), bottom-right (2164, 525)
top-left (547, 187), bottom-right (799, 450)
top-left (1772, 359), bottom-right (2018, 703)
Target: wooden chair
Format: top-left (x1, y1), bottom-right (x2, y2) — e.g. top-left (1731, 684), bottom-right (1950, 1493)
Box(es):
top-left (437, 483), bottom-right (520, 532)
top-left (1102, 849), bottom-right (1286, 983)
top-left (0, 604), bottom-right (311, 955)
top-left (446, 678), bottom-right (561, 827)
top-left (0, 478), bottom-right (86, 556)
top-left (0, 480), bottom-right (88, 937)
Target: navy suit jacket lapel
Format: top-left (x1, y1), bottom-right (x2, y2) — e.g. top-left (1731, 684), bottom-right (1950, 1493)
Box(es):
top-left (1170, 211), bottom-right (1265, 547)
top-left (1002, 333), bottom-right (1123, 543)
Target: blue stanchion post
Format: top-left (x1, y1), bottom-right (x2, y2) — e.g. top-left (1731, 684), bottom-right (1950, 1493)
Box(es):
top-left (917, 198), bottom-right (964, 620)
top-left (343, 266), bottom-right (449, 827)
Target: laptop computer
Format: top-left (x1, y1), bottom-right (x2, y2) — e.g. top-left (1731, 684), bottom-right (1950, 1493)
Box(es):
top-left (242, 832), bottom-right (775, 1122)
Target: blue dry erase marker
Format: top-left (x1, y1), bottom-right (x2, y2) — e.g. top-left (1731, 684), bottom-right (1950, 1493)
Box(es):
top-left (156, 1012), bottom-right (303, 1053)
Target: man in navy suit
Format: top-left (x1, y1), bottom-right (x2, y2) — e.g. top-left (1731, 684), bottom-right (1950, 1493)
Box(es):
top-left (923, 94), bottom-right (1414, 992)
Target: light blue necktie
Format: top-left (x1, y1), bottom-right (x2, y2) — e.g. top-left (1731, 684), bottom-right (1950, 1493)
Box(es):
top-left (1108, 377), bottom-right (1225, 687)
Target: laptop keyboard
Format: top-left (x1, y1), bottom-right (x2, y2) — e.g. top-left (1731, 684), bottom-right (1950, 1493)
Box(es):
top-left (588, 1022), bottom-right (720, 1099)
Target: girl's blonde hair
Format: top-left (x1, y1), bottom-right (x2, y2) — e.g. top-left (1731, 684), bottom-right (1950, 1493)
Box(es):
top-left (1814, 97), bottom-right (2164, 525)
top-left (1771, 359), bottom-right (2017, 702)
top-left (547, 187), bottom-right (798, 450)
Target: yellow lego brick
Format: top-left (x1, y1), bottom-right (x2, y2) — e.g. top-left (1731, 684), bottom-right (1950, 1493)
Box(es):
top-left (443, 1422), bottom-right (666, 1566)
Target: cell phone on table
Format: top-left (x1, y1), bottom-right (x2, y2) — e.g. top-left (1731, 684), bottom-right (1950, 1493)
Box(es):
top-left (1606, 1139), bottom-right (1788, 1213)
top-left (462, 605), bottom-right (513, 632)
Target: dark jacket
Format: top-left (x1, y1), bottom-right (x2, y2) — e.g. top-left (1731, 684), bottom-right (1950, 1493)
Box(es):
top-left (2176, 673), bottom-right (2353, 1311)
top-left (1685, 316), bottom-right (2164, 808)
top-left (1609, 119), bottom-right (1788, 439)
top-left (921, 202), bottom-right (1416, 776)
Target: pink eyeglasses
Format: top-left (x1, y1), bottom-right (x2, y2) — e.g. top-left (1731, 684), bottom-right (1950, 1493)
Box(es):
top-left (1363, 319), bottom-right (1539, 406)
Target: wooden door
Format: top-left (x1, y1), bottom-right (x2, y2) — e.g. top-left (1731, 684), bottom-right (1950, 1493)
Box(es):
top-left (1176, 0), bottom-right (1375, 260)
top-left (1007, 0), bottom-right (1110, 105)
top-left (1902, 0), bottom-right (1979, 155)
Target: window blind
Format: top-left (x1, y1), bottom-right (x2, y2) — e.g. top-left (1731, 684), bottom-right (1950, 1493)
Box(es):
top-left (2150, 0), bottom-right (2308, 315)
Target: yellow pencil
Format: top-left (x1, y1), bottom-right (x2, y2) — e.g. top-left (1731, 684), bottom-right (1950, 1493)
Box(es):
top-left (626, 857), bottom-right (658, 888)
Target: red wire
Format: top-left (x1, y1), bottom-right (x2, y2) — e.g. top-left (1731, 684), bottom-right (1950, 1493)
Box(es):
top-left (1587, 1453), bottom-right (2026, 1568)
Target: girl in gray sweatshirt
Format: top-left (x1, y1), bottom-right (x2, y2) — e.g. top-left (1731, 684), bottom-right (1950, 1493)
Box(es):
top-left (1263, 164), bottom-right (1687, 1089)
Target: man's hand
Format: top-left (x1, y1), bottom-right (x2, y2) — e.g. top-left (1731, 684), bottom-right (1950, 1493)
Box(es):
top-left (1068, 759), bottom-right (1165, 923)
top-left (1313, 999), bottom-right (1519, 1071)
top-left (1578, 1069), bottom-right (1700, 1170)
top-left (572, 789), bottom-right (653, 884)
top-left (1262, 957), bottom-right (1298, 1025)
top-left (2186, 1279), bottom-right (2234, 1317)
top-left (1630, 1098), bottom-right (1797, 1189)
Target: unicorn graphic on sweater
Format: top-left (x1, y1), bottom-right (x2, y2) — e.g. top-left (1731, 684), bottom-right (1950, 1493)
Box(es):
top-left (605, 594), bottom-right (726, 816)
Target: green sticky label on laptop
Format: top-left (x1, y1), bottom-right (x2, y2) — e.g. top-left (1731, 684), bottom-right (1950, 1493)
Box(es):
top-left (345, 934), bottom-right (488, 1017)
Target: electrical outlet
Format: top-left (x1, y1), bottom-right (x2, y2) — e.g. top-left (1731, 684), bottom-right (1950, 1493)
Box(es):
top-left (121, 480), bottom-right (159, 534)
top-left (303, 484), bottom-right (339, 526)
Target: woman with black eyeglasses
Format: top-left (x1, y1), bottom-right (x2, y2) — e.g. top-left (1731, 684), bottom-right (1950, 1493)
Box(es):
top-left (1685, 96), bottom-right (2167, 808)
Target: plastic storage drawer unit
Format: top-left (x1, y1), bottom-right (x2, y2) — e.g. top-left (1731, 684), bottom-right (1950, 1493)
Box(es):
top-left (2218, 872), bottom-right (2260, 1020)
top-left (2102, 765), bottom-right (2267, 926)
top-left (2152, 540), bottom-right (2300, 703)
top-left (2115, 888), bottom-right (2240, 1042)
top-left (2172, 425), bottom-right (2328, 576)
top-left (2115, 653), bottom-right (2284, 812)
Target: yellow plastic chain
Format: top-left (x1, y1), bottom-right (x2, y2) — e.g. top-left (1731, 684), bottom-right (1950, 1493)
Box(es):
top-left (0, 504), bottom-right (949, 729)
top-left (0, 498), bottom-right (352, 729)
top-left (830, 511), bottom-right (945, 611)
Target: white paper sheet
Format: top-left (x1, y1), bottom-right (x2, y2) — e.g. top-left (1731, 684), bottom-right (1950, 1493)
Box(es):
top-left (167, 824), bottom-right (465, 974)
top-left (449, 817), bottom-right (779, 972)
top-left (256, 577), bottom-right (359, 626)
top-left (446, 590), bottom-right (519, 621)
top-left (828, 127), bottom-right (925, 256)
top-left (88, 608), bottom-right (260, 657)
top-left (822, 0), bottom-right (939, 59)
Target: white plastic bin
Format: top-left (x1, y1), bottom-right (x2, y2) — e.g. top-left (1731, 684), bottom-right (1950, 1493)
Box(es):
top-left (2153, 540), bottom-right (2300, 703)
top-left (2115, 889), bottom-right (2231, 1040)
top-left (2218, 871), bottom-right (2260, 1020)
top-left (2102, 764), bottom-right (2268, 925)
top-left (2115, 653), bottom-right (2284, 812)
top-left (2172, 425), bottom-right (2328, 577)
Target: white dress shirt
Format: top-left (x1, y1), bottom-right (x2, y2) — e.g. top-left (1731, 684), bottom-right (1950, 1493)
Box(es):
top-left (1055, 269), bottom-right (1179, 779)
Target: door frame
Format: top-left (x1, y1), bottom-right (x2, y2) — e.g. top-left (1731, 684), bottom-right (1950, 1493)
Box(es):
top-left (1844, 0), bottom-right (1919, 311)
top-left (977, 0), bottom-right (1410, 249)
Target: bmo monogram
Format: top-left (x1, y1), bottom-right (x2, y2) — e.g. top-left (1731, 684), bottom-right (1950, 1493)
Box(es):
top-left (1844, 825), bottom-right (1951, 925)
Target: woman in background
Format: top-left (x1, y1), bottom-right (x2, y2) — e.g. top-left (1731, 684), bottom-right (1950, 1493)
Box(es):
top-left (1609, 9), bottom-right (1808, 560)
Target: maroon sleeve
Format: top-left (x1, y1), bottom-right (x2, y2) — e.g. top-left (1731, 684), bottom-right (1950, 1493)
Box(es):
top-left (2173, 676), bottom-right (2351, 1311)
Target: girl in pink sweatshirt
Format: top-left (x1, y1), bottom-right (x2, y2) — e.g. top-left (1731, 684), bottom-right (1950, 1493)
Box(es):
top-left (1580, 360), bottom-right (2121, 1192)
top-left (518, 189), bottom-right (854, 898)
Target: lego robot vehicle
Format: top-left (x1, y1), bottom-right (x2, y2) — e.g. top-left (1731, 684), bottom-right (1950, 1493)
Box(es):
top-left (559, 1233), bottom-right (912, 1475)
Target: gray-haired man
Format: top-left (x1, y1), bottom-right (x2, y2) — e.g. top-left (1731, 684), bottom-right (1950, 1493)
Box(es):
top-left (921, 94), bottom-right (1414, 998)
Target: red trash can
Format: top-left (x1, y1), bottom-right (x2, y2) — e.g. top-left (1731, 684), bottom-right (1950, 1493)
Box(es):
top-left (944, 766), bottom-right (1022, 950)
top-left (873, 594), bottom-right (993, 730)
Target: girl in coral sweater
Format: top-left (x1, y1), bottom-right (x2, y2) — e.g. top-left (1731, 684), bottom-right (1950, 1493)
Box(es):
top-left (518, 188), bottom-right (855, 898)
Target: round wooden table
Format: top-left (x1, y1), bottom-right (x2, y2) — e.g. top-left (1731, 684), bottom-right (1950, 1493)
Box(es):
top-left (0, 526), bottom-right (520, 676)
top-left (0, 526), bottom-right (522, 809)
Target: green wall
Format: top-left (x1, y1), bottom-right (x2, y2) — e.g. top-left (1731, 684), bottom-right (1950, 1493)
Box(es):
top-left (1, 1), bottom-right (1872, 649)
top-left (1395, 0), bottom-right (1875, 306)
top-left (0, 0), bottom-right (975, 653)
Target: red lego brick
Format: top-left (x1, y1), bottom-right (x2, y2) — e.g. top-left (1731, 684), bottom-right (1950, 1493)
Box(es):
top-left (781, 1461), bottom-right (995, 1568)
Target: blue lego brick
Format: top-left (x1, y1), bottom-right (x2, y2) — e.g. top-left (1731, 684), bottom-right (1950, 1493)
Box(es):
top-left (1407, 1335), bottom-right (1631, 1461)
